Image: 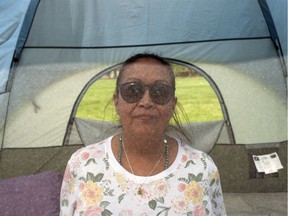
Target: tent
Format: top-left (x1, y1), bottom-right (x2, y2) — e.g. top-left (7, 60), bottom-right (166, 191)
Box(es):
top-left (0, 0), bottom-right (287, 215)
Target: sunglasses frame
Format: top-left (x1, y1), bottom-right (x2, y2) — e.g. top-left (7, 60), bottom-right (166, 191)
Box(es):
top-left (119, 82), bottom-right (174, 105)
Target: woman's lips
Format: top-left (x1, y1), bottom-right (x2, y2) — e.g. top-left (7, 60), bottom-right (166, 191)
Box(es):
top-left (134, 114), bottom-right (156, 120)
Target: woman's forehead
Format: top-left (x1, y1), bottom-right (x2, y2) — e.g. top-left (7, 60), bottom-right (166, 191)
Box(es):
top-left (121, 59), bottom-right (172, 81)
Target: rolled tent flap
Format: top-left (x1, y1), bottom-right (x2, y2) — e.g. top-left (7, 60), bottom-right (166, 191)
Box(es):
top-left (74, 117), bottom-right (225, 153)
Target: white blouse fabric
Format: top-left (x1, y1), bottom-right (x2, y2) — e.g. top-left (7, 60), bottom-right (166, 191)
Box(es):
top-left (60, 136), bottom-right (226, 216)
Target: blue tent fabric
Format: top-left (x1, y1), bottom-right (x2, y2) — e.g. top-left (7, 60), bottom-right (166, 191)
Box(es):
top-left (0, 0), bottom-right (31, 92)
top-left (14, 0), bottom-right (40, 62)
top-left (259, 0), bottom-right (287, 76)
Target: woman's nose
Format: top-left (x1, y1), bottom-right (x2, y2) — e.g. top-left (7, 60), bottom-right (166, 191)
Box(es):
top-left (138, 89), bottom-right (153, 108)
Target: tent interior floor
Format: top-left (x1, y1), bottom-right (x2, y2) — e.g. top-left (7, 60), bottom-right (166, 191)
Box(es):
top-left (224, 192), bottom-right (287, 216)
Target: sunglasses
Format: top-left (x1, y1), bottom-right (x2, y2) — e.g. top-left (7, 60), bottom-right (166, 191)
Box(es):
top-left (119, 82), bottom-right (174, 105)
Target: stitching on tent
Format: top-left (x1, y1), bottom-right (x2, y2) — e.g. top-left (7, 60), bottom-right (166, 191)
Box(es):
top-left (23, 37), bottom-right (272, 49)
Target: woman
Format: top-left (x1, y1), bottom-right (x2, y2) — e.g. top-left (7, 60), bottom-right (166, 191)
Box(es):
top-left (60, 53), bottom-right (226, 215)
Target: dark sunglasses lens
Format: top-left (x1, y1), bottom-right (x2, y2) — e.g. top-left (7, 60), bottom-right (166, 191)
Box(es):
top-left (120, 83), bottom-right (173, 104)
top-left (150, 84), bottom-right (173, 104)
top-left (120, 83), bottom-right (144, 103)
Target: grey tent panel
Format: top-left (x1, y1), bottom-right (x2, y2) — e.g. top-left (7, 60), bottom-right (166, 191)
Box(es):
top-left (74, 118), bottom-right (224, 153)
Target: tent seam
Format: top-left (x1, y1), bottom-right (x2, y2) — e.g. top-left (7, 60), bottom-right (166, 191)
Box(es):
top-left (22, 37), bottom-right (271, 49)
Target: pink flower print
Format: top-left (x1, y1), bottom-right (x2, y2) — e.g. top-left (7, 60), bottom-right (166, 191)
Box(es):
top-left (178, 183), bottom-right (186, 192)
top-left (153, 180), bottom-right (170, 197)
top-left (181, 155), bottom-right (188, 162)
top-left (93, 149), bottom-right (105, 158)
top-left (190, 151), bottom-right (199, 159)
top-left (193, 205), bottom-right (206, 216)
top-left (172, 196), bottom-right (189, 214)
top-left (81, 152), bottom-right (90, 160)
top-left (63, 165), bottom-right (71, 181)
top-left (84, 206), bottom-right (104, 216)
top-left (119, 209), bottom-right (133, 216)
top-left (71, 158), bottom-right (81, 169)
top-left (62, 165), bottom-right (76, 195)
top-left (137, 188), bottom-right (148, 197)
top-left (135, 186), bottom-right (151, 200)
top-left (79, 183), bottom-right (85, 191)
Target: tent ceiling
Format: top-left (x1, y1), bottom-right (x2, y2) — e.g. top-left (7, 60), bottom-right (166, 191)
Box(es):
top-left (25, 0), bottom-right (269, 47)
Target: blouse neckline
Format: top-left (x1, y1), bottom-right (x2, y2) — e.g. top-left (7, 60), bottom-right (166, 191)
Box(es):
top-left (106, 135), bottom-right (183, 184)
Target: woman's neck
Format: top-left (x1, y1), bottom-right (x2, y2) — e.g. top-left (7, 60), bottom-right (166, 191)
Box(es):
top-left (111, 133), bottom-right (178, 176)
top-left (121, 131), bottom-right (165, 155)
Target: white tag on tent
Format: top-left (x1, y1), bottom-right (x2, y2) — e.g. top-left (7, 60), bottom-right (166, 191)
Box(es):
top-left (252, 152), bottom-right (283, 174)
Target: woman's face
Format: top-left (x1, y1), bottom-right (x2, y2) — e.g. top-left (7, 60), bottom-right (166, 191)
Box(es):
top-left (114, 58), bottom-right (177, 137)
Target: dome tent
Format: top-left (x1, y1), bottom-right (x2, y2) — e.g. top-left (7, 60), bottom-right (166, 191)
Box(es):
top-left (0, 0), bottom-right (287, 214)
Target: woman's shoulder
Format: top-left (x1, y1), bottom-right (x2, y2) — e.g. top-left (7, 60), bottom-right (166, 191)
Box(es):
top-left (178, 140), bottom-right (206, 155)
top-left (179, 140), bottom-right (217, 166)
top-left (69, 136), bottom-right (112, 161)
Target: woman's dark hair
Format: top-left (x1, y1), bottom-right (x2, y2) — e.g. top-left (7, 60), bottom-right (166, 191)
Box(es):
top-left (115, 52), bottom-right (175, 94)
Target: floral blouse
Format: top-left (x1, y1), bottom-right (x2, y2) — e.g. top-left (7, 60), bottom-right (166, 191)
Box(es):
top-left (60, 136), bottom-right (226, 216)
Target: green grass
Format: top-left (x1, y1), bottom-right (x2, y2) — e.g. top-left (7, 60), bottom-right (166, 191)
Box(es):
top-left (76, 79), bottom-right (116, 121)
top-left (76, 77), bottom-right (223, 123)
top-left (175, 77), bottom-right (223, 122)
